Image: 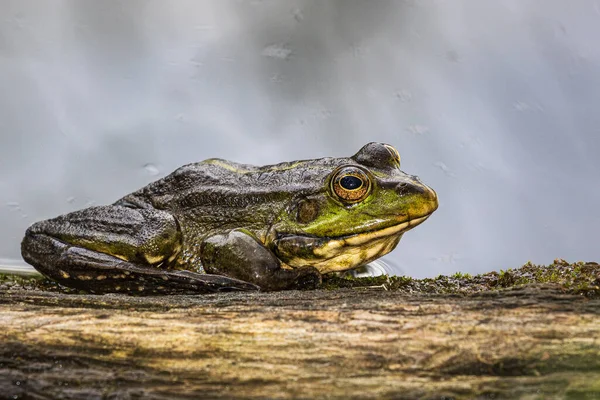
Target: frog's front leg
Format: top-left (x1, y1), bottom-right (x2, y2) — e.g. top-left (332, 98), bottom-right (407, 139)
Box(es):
top-left (21, 206), bottom-right (259, 294)
top-left (200, 230), bottom-right (322, 291)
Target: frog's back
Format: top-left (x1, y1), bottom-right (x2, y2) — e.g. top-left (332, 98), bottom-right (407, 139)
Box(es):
top-left (111, 157), bottom-right (328, 270)
top-left (116, 156), bottom-right (343, 212)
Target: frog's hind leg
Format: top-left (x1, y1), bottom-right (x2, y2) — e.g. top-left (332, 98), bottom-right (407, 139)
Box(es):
top-left (21, 206), bottom-right (259, 294)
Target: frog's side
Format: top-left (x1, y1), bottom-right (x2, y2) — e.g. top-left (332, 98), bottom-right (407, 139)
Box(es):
top-left (21, 142), bottom-right (438, 294)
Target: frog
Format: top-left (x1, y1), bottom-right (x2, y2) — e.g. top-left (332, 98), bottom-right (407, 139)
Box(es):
top-left (21, 142), bottom-right (438, 295)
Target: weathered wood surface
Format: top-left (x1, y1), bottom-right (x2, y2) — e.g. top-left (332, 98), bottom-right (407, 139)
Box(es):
top-left (1, 281), bottom-right (600, 400)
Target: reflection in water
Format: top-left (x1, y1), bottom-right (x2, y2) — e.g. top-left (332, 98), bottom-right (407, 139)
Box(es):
top-left (344, 260), bottom-right (404, 278)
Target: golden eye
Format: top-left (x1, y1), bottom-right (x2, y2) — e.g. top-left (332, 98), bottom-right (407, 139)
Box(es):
top-left (331, 167), bottom-right (371, 204)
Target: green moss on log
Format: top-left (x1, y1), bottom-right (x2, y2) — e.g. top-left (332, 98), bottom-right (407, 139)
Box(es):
top-left (323, 259), bottom-right (600, 297)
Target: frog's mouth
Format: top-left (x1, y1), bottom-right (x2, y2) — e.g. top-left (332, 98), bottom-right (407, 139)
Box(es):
top-left (272, 214), bottom-right (431, 273)
top-left (322, 214), bottom-right (430, 249)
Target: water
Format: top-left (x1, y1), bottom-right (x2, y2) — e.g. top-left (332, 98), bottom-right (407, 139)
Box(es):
top-left (0, 258), bottom-right (38, 276)
top-left (1, 1), bottom-right (599, 279)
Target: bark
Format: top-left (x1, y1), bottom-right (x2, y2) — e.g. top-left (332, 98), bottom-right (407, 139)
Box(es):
top-left (1, 277), bottom-right (600, 400)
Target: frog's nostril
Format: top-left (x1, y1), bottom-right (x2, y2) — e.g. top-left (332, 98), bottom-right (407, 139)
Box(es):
top-left (396, 181), bottom-right (437, 201)
top-left (395, 182), bottom-right (408, 195)
top-left (396, 182), bottom-right (424, 196)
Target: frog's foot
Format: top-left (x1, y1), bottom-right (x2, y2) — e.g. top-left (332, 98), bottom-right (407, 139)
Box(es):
top-left (201, 230), bottom-right (322, 291)
top-left (21, 206), bottom-right (259, 294)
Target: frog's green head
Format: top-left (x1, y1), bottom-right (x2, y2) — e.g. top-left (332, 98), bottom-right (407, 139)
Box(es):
top-left (270, 142), bottom-right (438, 273)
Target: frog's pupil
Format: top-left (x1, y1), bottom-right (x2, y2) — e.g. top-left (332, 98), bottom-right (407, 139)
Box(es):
top-left (340, 176), bottom-right (362, 190)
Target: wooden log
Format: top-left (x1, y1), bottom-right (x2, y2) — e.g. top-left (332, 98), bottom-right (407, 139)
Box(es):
top-left (1, 261), bottom-right (599, 399)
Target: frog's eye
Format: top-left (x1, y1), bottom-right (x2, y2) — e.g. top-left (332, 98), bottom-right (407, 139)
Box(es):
top-left (352, 142), bottom-right (401, 170)
top-left (331, 166), bottom-right (372, 204)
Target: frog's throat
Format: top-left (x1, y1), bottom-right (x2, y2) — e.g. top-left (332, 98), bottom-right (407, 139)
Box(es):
top-left (274, 215), bottom-right (430, 274)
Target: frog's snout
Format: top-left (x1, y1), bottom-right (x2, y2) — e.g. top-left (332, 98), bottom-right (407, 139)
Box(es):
top-left (396, 179), bottom-right (438, 214)
top-left (421, 184), bottom-right (438, 204)
top-left (425, 186), bottom-right (439, 212)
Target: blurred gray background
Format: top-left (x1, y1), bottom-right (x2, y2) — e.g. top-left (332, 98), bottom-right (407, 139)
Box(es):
top-left (1, 0), bottom-right (599, 277)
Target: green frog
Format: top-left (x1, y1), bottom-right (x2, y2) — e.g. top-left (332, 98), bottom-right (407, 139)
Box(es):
top-left (21, 142), bottom-right (438, 294)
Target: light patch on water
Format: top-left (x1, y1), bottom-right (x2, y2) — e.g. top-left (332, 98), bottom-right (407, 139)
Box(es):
top-left (144, 163), bottom-right (160, 176)
top-left (0, 258), bottom-right (39, 276)
top-left (406, 125), bottom-right (430, 136)
top-left (261, 44), bottom-right (292, 60)
top-left (433, 161), bottom-right (457, 178)
top-left (395, 90), bottom-right (413, 103)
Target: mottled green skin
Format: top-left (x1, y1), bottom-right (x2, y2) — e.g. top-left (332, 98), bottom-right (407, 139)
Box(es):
top-left (21, 143), bottom-right (438, 294)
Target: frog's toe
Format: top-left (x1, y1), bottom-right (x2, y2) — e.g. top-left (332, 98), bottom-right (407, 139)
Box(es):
top-left (168, 270), bottom-right (260, 292)
top-left (292, 267), bottom-right (322, 291)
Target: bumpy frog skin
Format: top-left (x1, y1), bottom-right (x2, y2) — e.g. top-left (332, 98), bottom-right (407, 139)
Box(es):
top-left (21, 143), bottom-right (438, 294)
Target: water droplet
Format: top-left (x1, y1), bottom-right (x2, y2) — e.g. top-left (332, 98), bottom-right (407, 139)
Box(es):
top-left (144, 163), bottom-right (160, 176)
top-left (292, 8), bottom-right (304, 22)
top-left (431, 253), bottom-right (461, 264)
top-left (270, 73), bottom-right (283, 83)
top-left (262, 44), bottom-right (292, 60)
top-left (395, 90), bottom-right (413, 102)
top-left (433, 161), bottom-right (457, 177)
top-left (406, 125), bottom-right (429, 135)
top-left (6, 202), bottom-right (21, 211)
top-left (513, 101), bottom-right (531, 111)
top-left (513, 101), bottom-right (544, 112)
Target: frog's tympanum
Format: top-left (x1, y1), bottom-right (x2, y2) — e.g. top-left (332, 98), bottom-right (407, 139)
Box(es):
top-left (21, 143), bottom-right (438, 294)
